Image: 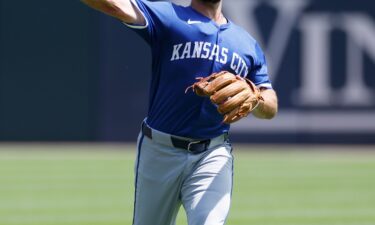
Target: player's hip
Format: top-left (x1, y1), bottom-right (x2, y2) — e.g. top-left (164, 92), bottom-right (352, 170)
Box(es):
top-left (139, 119), bottom-right (230, 155)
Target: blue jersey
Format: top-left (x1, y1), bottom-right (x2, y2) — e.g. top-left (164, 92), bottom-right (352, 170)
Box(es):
top-left (125, 0), bottom-right (272, 139)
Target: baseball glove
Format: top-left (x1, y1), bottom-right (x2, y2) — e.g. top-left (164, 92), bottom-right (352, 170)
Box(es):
top-left (186, 71), bottom-right (264, 124)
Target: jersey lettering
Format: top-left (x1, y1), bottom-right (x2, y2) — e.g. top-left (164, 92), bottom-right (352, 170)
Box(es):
top-left (181, 42), bottom-right (192, 59)
top-left (192, 41), bottom-right (204, 58)
top-left (170, 42), bottom-right (248, 76)
top-left (230, 52), bottom-right (248, 76)
top-left (201, 42), bottom-right (211, 59)
top-left (209, 44), bottom-right (220, 61)
top-left (220, 48), bottom-right (228, 64)
top-left (171, 44), bottom-right (183, 61)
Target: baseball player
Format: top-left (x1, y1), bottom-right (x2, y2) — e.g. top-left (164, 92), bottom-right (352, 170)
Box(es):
top-left (81, 0), bottom-right (278, 224)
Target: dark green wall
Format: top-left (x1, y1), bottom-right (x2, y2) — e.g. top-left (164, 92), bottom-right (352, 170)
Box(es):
top-left (0, 1), bottom-right (99, 141)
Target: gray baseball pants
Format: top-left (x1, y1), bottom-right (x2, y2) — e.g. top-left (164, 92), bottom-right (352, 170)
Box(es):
top-left (132, 124), bottom-right (233, 225)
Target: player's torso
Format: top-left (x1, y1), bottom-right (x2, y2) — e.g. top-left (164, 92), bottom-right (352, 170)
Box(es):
top-left (159, 6), bottom-right (254, 78)
top-left (147, 4), bottom-right (256, 138)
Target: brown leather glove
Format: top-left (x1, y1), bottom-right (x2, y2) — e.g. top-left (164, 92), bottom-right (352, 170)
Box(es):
top-left (186, 71), bottom-right (264, 124)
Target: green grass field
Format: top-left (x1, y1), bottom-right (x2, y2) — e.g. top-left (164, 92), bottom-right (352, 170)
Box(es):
top-left (0, 144), bottom-right (375, 225)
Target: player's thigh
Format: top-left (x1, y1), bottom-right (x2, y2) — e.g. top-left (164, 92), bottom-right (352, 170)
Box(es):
top-left (133, 135), bottom-right (185, 225)
top-left (182, 143), bottom-right (233, 225)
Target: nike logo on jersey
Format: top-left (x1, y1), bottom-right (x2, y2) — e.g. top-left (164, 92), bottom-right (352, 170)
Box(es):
top-left (187, 19), bottom-right (202, 25)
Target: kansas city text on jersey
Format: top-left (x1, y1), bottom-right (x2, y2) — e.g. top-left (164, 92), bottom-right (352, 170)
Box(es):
top-left (170, 41), bottom-right (249, 76)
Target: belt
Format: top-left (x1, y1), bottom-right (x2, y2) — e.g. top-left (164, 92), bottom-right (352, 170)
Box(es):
top-left (141, 122), bottom-right (226, 154)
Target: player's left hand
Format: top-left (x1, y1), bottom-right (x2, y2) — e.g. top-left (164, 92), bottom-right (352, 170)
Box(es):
top-left (186, 71), bottom-right (264, 124)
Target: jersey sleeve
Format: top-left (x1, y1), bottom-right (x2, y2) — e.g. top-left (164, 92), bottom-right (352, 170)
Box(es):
top-left (123, 0), bottom-right (174, 44)
top-left (247, 42), bottom-right (273, 89)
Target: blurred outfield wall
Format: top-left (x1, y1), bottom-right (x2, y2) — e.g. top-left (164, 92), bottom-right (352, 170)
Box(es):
top-left (0, 1), bottom-right (100, 141)
top-left (0, 0), bottom-right (374, 144)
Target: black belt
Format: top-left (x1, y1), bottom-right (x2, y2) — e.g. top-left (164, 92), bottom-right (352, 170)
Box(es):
top-left (142, 122), bottom-right (211, 154)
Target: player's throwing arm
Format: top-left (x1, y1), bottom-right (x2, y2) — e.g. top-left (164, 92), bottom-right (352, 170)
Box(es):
top-left (80, 0), bottom-right (145, 25)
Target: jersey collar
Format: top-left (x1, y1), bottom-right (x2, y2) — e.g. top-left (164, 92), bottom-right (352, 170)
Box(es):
top-left (187, 6), bottom-right (231, 30)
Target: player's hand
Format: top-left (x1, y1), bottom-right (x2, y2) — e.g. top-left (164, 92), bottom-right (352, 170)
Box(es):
top-left (186, 71), bottom-right (263, 124)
